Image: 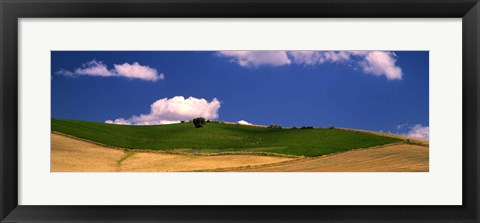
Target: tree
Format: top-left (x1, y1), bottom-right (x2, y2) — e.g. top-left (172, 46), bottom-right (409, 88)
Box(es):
top-left (192, 117), bottom-right (206, 128)
top-left (267, 124), bottom-right (282, 129)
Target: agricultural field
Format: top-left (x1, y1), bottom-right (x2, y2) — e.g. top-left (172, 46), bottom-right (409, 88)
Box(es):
top-left (52, 119), bottom-right (402, 157)
top-left (51, 133), bottom-right (295, 172)
top-left (233, 144), bottom-right (428, 172)
top-left (51, 119), bottom-right (429, 172)
top-left (51, 51), bottom-right (429, 172)
top-left (51, 132), bottom-right (428, 172)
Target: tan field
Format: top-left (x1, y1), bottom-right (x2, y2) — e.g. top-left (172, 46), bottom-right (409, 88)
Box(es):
top-left (51, 133), bottom-right (294, 172)
top-left (51, 133), bottom-right (428, 172)
top-left (231, 144), bottom-right (428, 172)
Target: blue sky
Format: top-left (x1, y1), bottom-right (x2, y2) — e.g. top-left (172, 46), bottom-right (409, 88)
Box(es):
top-left (51, 51), bottom-right (429, 139)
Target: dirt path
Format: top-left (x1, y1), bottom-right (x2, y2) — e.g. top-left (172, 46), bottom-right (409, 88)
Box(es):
top-left (232, 144), bottom-right (428, 172)
top-left (51, 133), bottom-right (294, 172)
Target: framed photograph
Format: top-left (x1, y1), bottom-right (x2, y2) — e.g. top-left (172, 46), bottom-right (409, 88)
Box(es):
top-left (1, 0), bottom-right (479, 222)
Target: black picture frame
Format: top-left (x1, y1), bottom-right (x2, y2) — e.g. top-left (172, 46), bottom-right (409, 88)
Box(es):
top-left (1, 0), bottom-right (479, 222)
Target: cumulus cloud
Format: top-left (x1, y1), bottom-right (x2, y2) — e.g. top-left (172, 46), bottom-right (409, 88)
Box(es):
top-left (289, 51), bottom-right (351, 64)
top-left (105, 118), bottom-right (131, 125)
top-left (358, 51), bottom-right (402, 80)
top-left (396, 123), bottom-right (429, 140)
top-left (114, 62), bottom-right (164, 81)
top-left (105, 96), bottom-right (221, 125)
top-left (56, 60), bottom-right (165, 81)
top-left (217, 51), bottom-right (291, 68)
top-left (405, 124), bottom-right (429, 140)
top-left (218, 50), bottom-right (403, 80)
top-left (289, 51), bottom-right (402, 80)
top-left (237, 120), bottom-right (252, 125)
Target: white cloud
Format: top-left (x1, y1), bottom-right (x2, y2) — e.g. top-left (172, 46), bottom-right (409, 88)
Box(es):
top-left (105, 118), bottom-right (131, 125)
top-left (405, 124), bottom-right (429, 140)
top-left (217, 51), bottom-right (291, 68)
top-left (74, 60), bottom-right (115, 77)
top-left (237, 120), bottom-right (252, 125)
top-left (56, 60), bottom-right (164, 81)
top-left (289, 51), bottom-right (403, 80)
top-left (289, 51), bottom-right (351, 64)
top-left (114, 62), bottom-right (164, 81)
top-left (55, 68), bottom-right (75, 77)
top-left (396, 123), bottom-right (409, 129)
top-left (358, 51), bottom-right (402, 80)
top-left (105, 96), bottom-right (221, 125)
top-left (218, 51), bottom-right (403, 80)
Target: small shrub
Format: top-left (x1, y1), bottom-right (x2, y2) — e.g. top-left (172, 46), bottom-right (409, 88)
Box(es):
top-left (267, 124), bottom-right (283, 129)
top-left (328, 126), bottom-right (335, 130)
top-left (180, 121), bottom-right (185, 123)
top-left (292, 126), bottom-right (297, 129)
top-left (192, 117), bottom-right (206, 128)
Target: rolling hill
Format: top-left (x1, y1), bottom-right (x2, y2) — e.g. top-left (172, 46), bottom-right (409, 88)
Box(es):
top-left (51, 119), bottom-right (402, 157)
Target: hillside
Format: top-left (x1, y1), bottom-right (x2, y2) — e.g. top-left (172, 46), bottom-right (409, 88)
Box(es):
top-left (51, 119), bottom-right (402, 157)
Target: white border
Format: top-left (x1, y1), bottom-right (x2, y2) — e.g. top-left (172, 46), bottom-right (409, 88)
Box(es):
top-left (19, 19), bottom-right (462, 205)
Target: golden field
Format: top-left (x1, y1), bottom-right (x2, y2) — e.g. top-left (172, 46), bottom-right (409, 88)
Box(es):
top-left (51, 133), bottom-right (428, 172)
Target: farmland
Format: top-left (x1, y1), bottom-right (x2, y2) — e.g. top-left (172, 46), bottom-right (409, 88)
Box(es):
top-left (52, 119), bottom-right (402, 157)
top-left (51, 132), bottom-right (428, 172)
top-left (51, 133), bottom-right (295, 172)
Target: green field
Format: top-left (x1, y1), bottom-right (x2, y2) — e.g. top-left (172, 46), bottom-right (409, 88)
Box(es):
top-left (51, 119), bottom-right (401, 157)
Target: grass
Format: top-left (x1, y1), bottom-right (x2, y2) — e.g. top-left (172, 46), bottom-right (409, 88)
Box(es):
top-left (116, 151), bottom-right (136, 166)
top-left (51, 119), bottom-right (402, 157)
